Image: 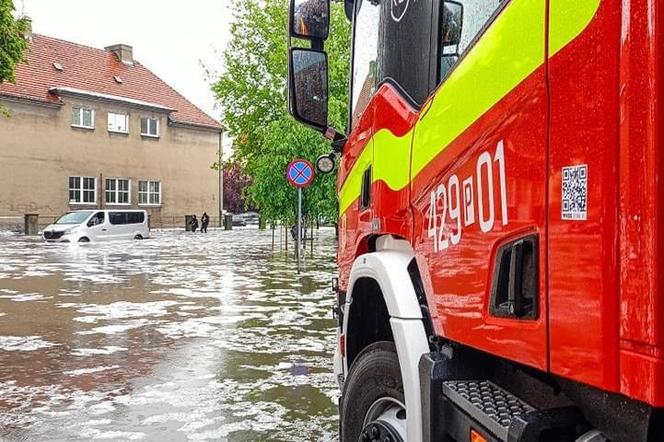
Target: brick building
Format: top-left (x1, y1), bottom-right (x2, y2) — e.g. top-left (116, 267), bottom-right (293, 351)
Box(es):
top-left (0, 24), bottom-right (222, 229)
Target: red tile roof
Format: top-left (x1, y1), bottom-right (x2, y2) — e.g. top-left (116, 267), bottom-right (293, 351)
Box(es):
top-left (0, 34), bottom-right (220, 130)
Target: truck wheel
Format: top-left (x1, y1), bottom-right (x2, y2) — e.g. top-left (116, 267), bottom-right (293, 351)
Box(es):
top-left (340, 341), bottom-right (406, 442)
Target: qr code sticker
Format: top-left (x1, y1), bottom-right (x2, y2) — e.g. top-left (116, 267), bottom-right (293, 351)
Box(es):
top-left (562, 165), bottom-right (588, 220)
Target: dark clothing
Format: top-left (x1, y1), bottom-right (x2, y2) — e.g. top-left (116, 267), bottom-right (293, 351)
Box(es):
top-left (201, 213), bottom-right (210, 233)
top-left (189, 218), bottom-right (199, 233)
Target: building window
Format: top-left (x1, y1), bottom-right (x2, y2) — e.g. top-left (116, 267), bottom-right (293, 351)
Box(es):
top-left (107, 112), bottom-right (129, 133)
top-left (138, 180), bottom-right (161, 205)
top-left (69, 176), bottom-right (96, 204)
top-left (105, 178), bottom-right (130, 205)
top-left (140, 117), bottom-right (159, 137)
top-left (71, 107), bottom-right (95, 129)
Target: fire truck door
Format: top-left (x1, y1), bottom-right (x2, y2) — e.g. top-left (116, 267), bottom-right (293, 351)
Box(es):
top-left (410, 0), bottom-right (549, 370)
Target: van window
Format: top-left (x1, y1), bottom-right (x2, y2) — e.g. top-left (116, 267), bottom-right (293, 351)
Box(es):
top-left (87, 212), bottom-right (105, 227)
top-left (351, 0), bottom-right (381, 128)
top-left (438, 0), bottom-right (506, 82)
top-left (127, 212), bottom-right (145, 224)
top-left (56, 211), bottom-right (93, 225)
top-left (109, 212), bottom-right (144, 225)
top-left (109, 212), bottom-right (127, 225)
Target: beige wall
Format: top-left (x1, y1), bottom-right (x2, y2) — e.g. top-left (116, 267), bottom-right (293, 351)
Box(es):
top-left (0, 97), bottom-right (220, 228)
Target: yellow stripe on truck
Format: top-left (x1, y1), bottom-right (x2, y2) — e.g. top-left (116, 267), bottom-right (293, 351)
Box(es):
top-left (338, 0), bottom-right (601, 215)
top-left (372, 127), bottom-right (413, 190)
top-left (549, 0), bottom-right (601, 57)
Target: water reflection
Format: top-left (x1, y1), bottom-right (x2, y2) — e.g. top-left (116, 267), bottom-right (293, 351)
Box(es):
top-left (0, 228), bottom-right (339, 441)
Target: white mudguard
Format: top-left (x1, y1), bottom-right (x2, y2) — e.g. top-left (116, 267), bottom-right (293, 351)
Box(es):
top-left (341, 235), bottom-right (430, 442)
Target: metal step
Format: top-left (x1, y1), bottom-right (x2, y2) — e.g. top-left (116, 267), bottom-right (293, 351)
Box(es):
top-left (442, 380), bottom-right (536, 441)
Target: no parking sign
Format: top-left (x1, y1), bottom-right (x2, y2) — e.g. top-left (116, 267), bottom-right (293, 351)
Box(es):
top-left (286, 159), bottom-right (315, 189)
top-left (286, 158), bottom-right (315, 273)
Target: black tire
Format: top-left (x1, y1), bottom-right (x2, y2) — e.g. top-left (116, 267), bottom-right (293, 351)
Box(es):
top-left (134, 234), bottom-right (143, 240)
top-left (340, 341), bottom-right (404, 442)
top-left (78, 237), bottom-right (90, 243)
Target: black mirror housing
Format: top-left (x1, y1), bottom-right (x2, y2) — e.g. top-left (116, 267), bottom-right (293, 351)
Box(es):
top-left (290, 0), bottom-right (330, 41)
top-left (288, 48), bottom-right (329, 132)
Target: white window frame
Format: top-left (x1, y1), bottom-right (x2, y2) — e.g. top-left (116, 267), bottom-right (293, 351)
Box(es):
top-left (107, 112), bottom-right (129, 134)
top-left (138, 180), bottom-right (162, 206)
top-left (71, 107), bottom-right (95, 129)
top-left (69, 176), bottom-right (97, 205)
top-left (140, 117), bottom-right (160, 138)
top-left (105, 178), bottom-right (131, 205)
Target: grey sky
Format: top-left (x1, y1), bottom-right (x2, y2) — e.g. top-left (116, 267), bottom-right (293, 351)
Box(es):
top-left (21, 0), bottom-right (232, 122)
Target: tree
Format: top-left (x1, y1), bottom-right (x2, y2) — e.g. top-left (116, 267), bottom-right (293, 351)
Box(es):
top-left (0, 0), bottom-right (30, 115)
top-left (212, 0), bottom-right (350, 226)
top-left (223, 162), bottom-right (252, 214)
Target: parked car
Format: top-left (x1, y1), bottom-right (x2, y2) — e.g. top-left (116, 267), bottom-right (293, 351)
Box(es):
top-left (231, 214), bottom-right (247, 227)
top-left (242, 212), bottom-right (259, 225)
top-left (42, 210), bottom-right (149, 243)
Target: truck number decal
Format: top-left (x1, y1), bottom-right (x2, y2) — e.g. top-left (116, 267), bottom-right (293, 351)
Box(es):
top-left (427, 141), bottom-right (508, 253)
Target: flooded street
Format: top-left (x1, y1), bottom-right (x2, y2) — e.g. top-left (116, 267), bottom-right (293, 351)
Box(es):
top-left (0, 228), bottom-right (339, 441)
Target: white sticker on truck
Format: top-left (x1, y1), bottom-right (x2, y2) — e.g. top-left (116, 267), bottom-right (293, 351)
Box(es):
top-left (561, 165), bottom-right (588, 221)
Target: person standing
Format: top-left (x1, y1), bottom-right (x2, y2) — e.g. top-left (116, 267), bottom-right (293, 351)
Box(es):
top-left (189, 215), bottom-right (199, 233)
top-left (201, 212), bottom-right (210, 233)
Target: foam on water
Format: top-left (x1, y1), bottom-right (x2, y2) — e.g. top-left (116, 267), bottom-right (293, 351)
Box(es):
top-left (0, 336), bottom-right (59, 352)
top-left (0, 228), bottom-right (340, 441)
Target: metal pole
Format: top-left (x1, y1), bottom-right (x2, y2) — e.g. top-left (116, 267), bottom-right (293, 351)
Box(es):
top-left (218, 129), bottom-right (224, 227)
top-left (297, 187), bottom-right (302, 273)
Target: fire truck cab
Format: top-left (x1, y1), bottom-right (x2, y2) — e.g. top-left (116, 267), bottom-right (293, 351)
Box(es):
top-left (287, 0), bottom-right (663, 441)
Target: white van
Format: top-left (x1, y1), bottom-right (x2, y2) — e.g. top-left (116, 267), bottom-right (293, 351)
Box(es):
top-left (42, 210), bottom-right (150, 243)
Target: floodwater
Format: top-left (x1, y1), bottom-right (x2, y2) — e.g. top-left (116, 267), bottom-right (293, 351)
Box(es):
top-left (0, 228), bottom-right (339, 441)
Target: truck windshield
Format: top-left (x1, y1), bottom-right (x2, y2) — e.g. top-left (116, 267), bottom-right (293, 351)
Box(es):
top-left (55, 211), bottom-right (93, 225)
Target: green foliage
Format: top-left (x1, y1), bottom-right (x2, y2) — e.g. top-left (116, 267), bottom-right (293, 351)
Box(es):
top-left (0, 0), bottom-right (28, 84)
top-left (0, 0), bottom-right (29, 115)
top-left (212, 0), bottom-right (350, 225)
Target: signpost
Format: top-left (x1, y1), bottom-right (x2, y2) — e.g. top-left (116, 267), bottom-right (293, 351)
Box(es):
top-left (286, 159), bottom-right (315, 272)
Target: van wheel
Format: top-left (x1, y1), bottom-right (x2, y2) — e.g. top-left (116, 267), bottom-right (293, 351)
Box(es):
top-left (340, 341), bottom-right (406, 442)
top-left (134, 234), bottom-right (143, 240)
top-left (78, 237), bottom-right (90, 243)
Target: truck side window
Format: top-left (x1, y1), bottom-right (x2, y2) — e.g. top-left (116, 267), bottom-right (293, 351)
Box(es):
top-left (438, 0), bottom-right (505, 83)
top-left (380, 0), bottom-right (432, 106)
top-left (351, 0), bottom-right (381, 128)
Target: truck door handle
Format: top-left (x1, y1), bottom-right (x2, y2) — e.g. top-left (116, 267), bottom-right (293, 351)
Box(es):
top-left (508, 240), bottom-right (525, 316)
top-left (490, 235), bottom-right (538, 320)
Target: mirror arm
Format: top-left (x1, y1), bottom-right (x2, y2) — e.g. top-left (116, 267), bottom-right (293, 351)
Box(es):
top-left (311, 39), bottom-right (324, 52)
top-left (324, 126), bottom-right (347, 152)
top-left (331, 136), bottom-right (347, 153)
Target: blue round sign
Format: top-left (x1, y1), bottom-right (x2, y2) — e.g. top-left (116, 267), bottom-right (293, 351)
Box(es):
top-left (286, 159), bottom-right (315, 188)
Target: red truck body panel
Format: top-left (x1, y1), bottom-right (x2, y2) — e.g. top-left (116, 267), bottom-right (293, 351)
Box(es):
top-left (337, 0), bottom-right (664, 407)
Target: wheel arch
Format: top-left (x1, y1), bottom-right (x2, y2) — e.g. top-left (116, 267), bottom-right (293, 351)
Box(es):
top-left (342, 235), bottom-right (432, 442)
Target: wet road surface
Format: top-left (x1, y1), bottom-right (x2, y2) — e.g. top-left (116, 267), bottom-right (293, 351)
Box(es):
top-left (0, 228), bottom-right (339, 441)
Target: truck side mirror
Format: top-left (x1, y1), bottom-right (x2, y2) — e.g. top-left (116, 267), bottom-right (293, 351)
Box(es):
top-left (289, 48), bottom-right (329, 131)
top-left (290, 0), bottom-right (330, 41)
top-left (441, 1), bottom-right (463, 48)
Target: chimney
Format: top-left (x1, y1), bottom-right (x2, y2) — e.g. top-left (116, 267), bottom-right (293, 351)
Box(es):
top-left (24, 17), bottom-right (32, 42)
top-left (104, 43), bottom-right (133, 65)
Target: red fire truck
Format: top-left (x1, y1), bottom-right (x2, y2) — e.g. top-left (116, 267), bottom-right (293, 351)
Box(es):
top-left (287, 0), bottom-right (663, 441)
